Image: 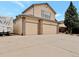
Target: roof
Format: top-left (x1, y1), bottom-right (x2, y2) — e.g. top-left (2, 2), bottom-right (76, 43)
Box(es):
top-left (58, 20), bottom-right (64, 24)
top-left (22, 3), bottom-right (56, 14)
top-left (58, 20), bottom-right (66, 27)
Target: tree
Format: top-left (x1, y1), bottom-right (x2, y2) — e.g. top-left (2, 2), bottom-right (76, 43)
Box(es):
top-left (64, 1), bottom-right (78, 34)
top-left (78, 13), bottom-right (79, 20)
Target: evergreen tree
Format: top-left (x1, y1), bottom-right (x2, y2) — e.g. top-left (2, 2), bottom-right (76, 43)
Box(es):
top-left (64, 1), bottom-right (78, 34)
top-left (78, 13), bottom-right (79, 20)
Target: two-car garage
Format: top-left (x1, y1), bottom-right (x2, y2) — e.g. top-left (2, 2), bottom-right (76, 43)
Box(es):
top-left (22, 16), bottom-right (57, 35)
top-left (14, 15), bottom-right (57, 35)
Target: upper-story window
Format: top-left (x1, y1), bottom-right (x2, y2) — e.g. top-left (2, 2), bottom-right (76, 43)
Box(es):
top-left (41, 10), bottom-right (51, 20)
top-left (41, 6), bottom-right (51, 20)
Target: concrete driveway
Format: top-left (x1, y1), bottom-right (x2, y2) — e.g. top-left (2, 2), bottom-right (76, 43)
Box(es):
top-left (0, 34), bottom-right (79, 57)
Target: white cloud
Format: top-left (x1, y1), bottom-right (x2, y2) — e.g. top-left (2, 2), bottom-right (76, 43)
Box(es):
top-left (55, 13), bottom-right (62, 17)
top-left (13, 1), bottom-right (25, 8)
top-left (55, 13), bottom-right (64, 21)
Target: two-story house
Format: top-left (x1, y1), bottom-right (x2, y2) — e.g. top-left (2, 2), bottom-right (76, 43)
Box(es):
top-left (14, 3), bottom-right (58, 35)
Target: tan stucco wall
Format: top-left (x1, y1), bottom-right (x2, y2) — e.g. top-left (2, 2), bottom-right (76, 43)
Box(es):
top-left (14, 16), bottom-right (22, 35)
top-left (23, 4), bottom-right (56, 21)
top-left (25, 17), bottom-right (39, 23)
top-left (24, 7), bottom-right (34, 16)
top-left (14, 3), bottom-right (57, 35)
top-left (14, 16), bottom-right (57, 35)
top-left (34, 5), bottom-right (41, 17)
top-left (43, 20), bottom-right (57, 26)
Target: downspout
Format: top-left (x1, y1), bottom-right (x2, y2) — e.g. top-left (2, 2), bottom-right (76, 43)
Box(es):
top-left (55, 19), bottom-right (59, 34)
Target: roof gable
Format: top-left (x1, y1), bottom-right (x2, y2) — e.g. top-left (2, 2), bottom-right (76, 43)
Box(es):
top-left (22, 3), bottom-right (56, 14)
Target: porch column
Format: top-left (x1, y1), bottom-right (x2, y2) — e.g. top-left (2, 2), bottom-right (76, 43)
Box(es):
top-left (22, 16), bottom-right (26, 36)
top-left (38, 19), bottom-right (43, 35)
top-left (56, 23), bottom-right (59, 34)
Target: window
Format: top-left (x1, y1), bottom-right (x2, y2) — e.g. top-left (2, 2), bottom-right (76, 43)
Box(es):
top-left (41, 10), bottom-right (51, 20)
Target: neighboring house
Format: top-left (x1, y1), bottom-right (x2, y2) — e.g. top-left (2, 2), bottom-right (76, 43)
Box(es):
top-left (58, 21), bottom-right (66, 33)
top-left (14, 3), bottom-right (58, 35)
top-left (0, 16), bottom-right (13, 34)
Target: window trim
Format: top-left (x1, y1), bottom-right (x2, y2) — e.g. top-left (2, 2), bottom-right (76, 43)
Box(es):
top-left (41, 10), bottom-right (51, 20)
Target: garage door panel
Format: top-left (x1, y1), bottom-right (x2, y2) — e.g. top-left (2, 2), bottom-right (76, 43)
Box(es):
top-left (43, 24), bottom-right (57, 34)
top-left (25, 23), bottom-right (38, 35)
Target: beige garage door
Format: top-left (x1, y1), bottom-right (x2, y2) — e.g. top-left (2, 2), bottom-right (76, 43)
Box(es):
top-left (25, 22), bottom-right (38, 35)
top-left (43, 24), bottom-right (57, 34)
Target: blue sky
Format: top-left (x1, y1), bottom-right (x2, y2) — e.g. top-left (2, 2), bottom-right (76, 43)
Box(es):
top-left (0, 1), bottom-right (79, 21)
